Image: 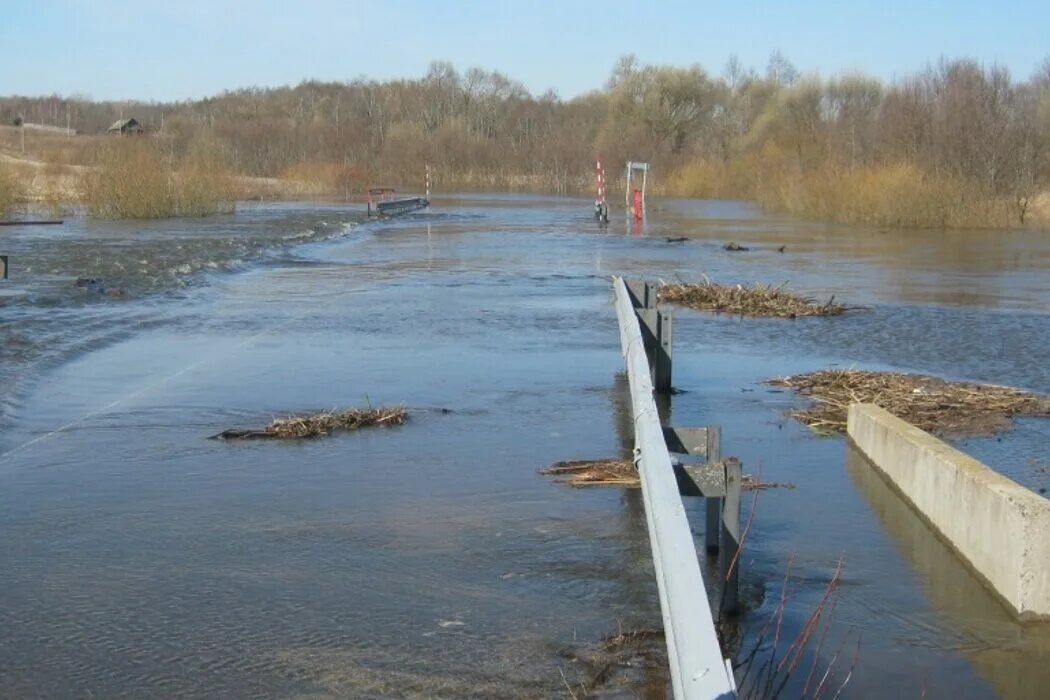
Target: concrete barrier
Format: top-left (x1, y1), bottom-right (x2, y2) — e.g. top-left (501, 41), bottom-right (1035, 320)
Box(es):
top-left (848, 403), bottom-right (1050, 621)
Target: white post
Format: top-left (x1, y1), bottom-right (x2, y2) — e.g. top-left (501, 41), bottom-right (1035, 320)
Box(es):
top-left (641, 165), bottom-right (648, 211)
top-left (625, 161), bottom-right (633, 207)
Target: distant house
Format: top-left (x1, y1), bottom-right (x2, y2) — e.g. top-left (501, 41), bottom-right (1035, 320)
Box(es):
top-left (107, 118), bottom-right (144, 136)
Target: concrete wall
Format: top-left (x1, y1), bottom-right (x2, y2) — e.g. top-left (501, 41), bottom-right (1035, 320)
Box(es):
top-left (848, 403), bottom-right (1050, 621)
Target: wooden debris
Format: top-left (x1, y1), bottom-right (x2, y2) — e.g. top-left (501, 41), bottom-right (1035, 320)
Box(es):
top-left (540, 458), bottom-right (637, 487)
top-left (768, 369), bottom-right (1050, 437)
top-left (212, 406), bottom-right (407, 440)
top-left (659, 279), bottom-right (848, 318)
top-left (542, 459), bottom-right (795, 491)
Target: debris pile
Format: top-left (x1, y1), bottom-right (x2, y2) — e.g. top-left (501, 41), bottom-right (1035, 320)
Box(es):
top-left (659, 279), bottom-right (847, 318)
top-left (213, 406), bottom-right (407, 440)
top-left (539, 458), bottom-right (636, 487)
top-left (768, 369), bottom-right (1050, 436)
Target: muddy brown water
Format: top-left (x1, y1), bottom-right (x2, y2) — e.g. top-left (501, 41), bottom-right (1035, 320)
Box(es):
top-left (0, 196), bottom-right (1047, 698)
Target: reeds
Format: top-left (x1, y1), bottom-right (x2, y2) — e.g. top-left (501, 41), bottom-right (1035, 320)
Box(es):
top-left (277, 161), bottom-right (362, 199)
top-left (769, 369), bottom-right (1050, 437)
top-left (659, 280), bottom-right (848, 318)
top-left (735, 555), bottom-right (858, 699)
top-left (662, 157), bottom-right (760, 200)
top-left (0, 163), bottom-right (24, 215)
top-left (212, 406), bottom-right (407, 440)
top-left (81, 138), bottom-right (235, 219)
top-left (759, 162), bottom-right (1021, 229)
top-left (666, 155), bottom-right (1028, 230)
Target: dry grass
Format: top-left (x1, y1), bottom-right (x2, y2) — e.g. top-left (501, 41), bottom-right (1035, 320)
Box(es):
top-left (81, 138), bottom-right (235, 219)
top-left (666, 153), bottom-right (1035, 230)
top-left (0, 163), bottom-right (23, 215)
top-left (277, 161), bottom-right (363, 199)
top-left (760, 161), bottom-right (1022, 229)
top-left (212, 406), bottom-right (407, 440)
top-left (769, 369), bottom-right (1050, 437)
top-left (663, 157), bottom-right (758, 200)
top-left (659, 279), bottom-right (848, 318)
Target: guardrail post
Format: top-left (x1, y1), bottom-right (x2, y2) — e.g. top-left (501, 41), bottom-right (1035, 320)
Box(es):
top-left (654, 309), bottom-right (673, 393)
top-left (704, 427), bottom-right (722, 554)
top-left (720, 457), bottom-right (742, 616)
top-left (625, 280), bottom-right (673, 394)
top-left (626, 279), bottom-right (655, 310)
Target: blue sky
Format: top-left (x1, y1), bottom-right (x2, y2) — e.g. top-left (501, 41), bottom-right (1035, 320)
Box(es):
top-left (2, 0), bottom-right (1048, 101)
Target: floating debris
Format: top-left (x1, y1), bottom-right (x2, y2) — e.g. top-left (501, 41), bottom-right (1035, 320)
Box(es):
top-left (659, 279), bottom-right (848, 318)
top-left (212, 406), bottom-right (407, 440)
top-left (542, 458), bottom-right (794, 491)
top-left (540, 458), bottom-right (637, 487)
top-left (741, 475), bottom-right (796, 491)
top-left (665, 236), bottom-right (688, 243)
top-left (768, 369), bottom-right (1050, 437)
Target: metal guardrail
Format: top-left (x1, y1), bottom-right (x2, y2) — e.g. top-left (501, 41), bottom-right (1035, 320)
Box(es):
top-left (613, 276), bottom-right (737, 699)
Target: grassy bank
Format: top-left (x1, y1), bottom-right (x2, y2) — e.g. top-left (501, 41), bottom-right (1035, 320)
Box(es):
top-left (81, 140), bottom-right (235, 219)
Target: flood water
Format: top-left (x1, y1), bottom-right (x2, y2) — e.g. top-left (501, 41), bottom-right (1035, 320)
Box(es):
top-left (0, 195), bottom-right (1047, 698)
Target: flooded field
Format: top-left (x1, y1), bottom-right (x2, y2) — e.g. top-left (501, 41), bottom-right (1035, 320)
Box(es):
top-left (0, 195), bottom-right (1047, 698)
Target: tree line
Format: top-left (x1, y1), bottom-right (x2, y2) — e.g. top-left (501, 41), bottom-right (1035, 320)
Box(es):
top-left (2, 53), bottom-right (1048, 226)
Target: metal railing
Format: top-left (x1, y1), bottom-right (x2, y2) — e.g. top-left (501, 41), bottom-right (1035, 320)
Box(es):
top-left (613, 276), bottom-right (737, 699)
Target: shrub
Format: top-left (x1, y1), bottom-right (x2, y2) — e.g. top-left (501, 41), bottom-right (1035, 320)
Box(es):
top-left (0, 163), bottom-right (25, 215)
top-left (82, 138), bottom-right (234, 219)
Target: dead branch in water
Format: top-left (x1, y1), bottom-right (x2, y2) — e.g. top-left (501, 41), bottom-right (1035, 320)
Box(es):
top-left (212, 406), bottom-right (407, 440)
top-left (768, 369), bottom-right (1050, 437)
